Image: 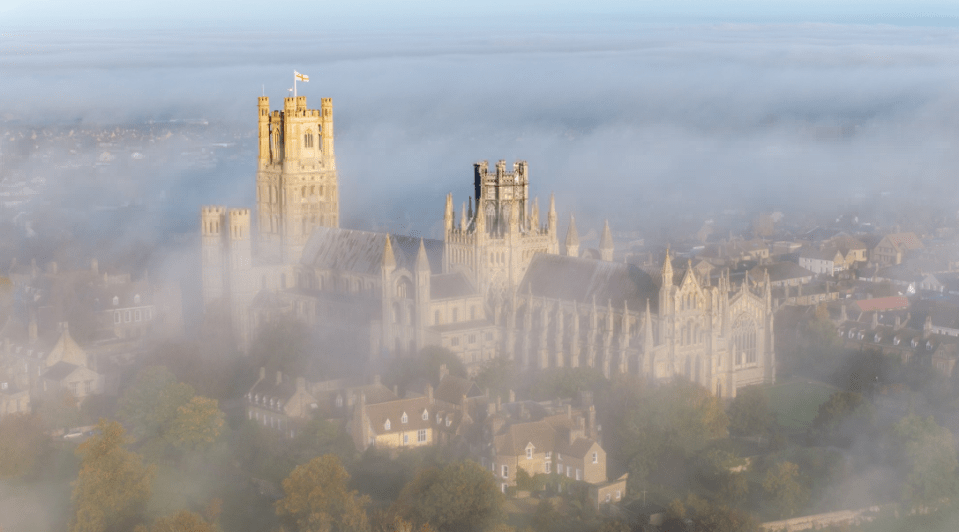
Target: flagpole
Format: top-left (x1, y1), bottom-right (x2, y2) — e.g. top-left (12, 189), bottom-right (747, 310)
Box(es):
top-left (293, 71), bottom-right (297, 98)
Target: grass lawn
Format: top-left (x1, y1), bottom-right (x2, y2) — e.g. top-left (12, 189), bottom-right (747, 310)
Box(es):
top-left (766, 379), bottom-right (839, 432)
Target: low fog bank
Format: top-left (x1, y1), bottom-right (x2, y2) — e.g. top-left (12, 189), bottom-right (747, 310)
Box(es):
top-left (2, 23), bottom-right (959, 245)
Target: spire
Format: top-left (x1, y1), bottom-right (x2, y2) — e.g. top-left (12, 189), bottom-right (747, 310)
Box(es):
top-left (382, 234), bottom-right (396, 271)
top-left (644, 298), bottom-right (653, 351)
top-left (565, 214), bottom-right (580, 258)
top-left (662, 247), bottom-right (674, 286)
top-left (468, 196), bottom-right (473, 221)
top-left (460, 202), bottom-right (467, 230)
top-left (600, 220), bottom-right (614, 261)
top-left (416, 238), bottom-right (430, 273)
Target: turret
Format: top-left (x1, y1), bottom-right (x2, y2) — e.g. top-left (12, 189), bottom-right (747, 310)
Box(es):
top-left (382, 234), bottom-right (396, 273)
top-left (531, 197), bottom-right (540, 231)
top-left (200, 206), bottom-right (227, 307)
top-left (661, 247), bottom-right (674, 288)
top-left (599, 220), bottom-right (614, 261)
top-left (320, 97), bottom-right (335, 168)
top-left (258, 96), bottom-right (270, 164)
top-left (547, 194), bottom-right (557, 236)
top-left (444, 193), bottom-right (454, 233)
top-left (415, 239), bottom-right (431, 349)
top-left (565, 214), bottom-right (580, 258)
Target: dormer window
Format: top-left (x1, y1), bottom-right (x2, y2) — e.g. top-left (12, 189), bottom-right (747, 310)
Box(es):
top-left (385, 419), bottom-right (391, 431)
top-left (848, 330), bottom-right (854, 339)
top-left (436, 413), bottom-right (441, 424)
top-left (112, 296), bottom-right (119, 306)
top-left (526, 446), bottom-right (533, 459)
top-left (894, 336), bottom-right (901, 346)
top-left (422, 409), bottom-right (429, 421)
top-left (401, 412), bottom-right (408, 424)
top-left (911, 339), bottom-right (918, 348)
top-left (445, 415), bottom-right (451, 427)
top-left (927, 341), bottom-right (934, 351)
top-left (335, 395), bottom-right (343, 408)
top-left (874, 334), bottom-right (881, 343)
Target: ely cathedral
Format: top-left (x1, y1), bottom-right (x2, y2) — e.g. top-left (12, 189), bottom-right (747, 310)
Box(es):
top-left (201, 95), bottom-right (774, 398)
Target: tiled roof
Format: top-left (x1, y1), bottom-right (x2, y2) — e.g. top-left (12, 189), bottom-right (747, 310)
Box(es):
top-left (42, 361), bottom-right (80, 381)
top-left (855, 296), bottom-right (909, 313)
top-left (365, 396), bottom-right (433, 435)
top-left (430, 272), bottom-right (475, 299)
top-left (518, 254), bottom-right (657, 312)
top-left (301, 228), bottom-right (443, 275)
top-left (435, 375), bottom-right (483, 405)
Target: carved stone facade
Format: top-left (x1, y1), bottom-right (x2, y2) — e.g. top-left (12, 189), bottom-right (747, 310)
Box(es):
top-left (201, 96), bottom-right (774, 397)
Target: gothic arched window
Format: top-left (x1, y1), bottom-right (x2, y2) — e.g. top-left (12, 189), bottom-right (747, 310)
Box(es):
top-left (732, 314), bottom-right (757, 366)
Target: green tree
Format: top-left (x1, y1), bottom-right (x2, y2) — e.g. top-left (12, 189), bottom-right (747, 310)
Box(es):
top-left (530, 500), bottom-right (559, 532)
top-left (165, 395), bottom-right (225, 452)
top-left (891, 414), bottom-right (958, 507)
top-left (71, 419), bottom-right (156, 532)
top-left (275, 454), bottom-right (370, 532)
top-left (761, 461), bottom-right (808, 518)
top-left (474, 358), bottom-right (517, 402)
top-left (727, 385), bottom-right (769, 436)
top-left (35, 388), bottom-right (82, 432)
top-left (393, 460), bottom-right (504, 532)
top-left (604, 377), bottom-right (728, 487)
top-left (810, 391), bottom-right (876, 447)
top-left (0, 413), bottom-right (50, 479)
top-left (133, 510), bottom-right (219, 532)
top-left (118, 366), bottom-right (195, 441)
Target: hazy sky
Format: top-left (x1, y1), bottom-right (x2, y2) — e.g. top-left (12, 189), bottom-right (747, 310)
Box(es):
top-left (3, 1), bottom-right (959, 241)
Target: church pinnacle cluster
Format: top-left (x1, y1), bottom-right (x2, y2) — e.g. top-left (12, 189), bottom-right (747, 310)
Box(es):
top-left (200, 95), bottom-right (774, 398)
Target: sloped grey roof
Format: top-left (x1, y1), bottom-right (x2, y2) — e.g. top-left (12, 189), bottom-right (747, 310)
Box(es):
top-left (42, 361), bottom-right (80, 381)
top-left (431, 272), bottom-right (475, 299)
top-left (518, 254), bottom-right (657, 311)
top-left (301, 227), bottom-right (443, 275)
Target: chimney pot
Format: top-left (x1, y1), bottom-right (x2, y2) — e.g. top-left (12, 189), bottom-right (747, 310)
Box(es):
top-left (276, 370), bottom-right (282, 385)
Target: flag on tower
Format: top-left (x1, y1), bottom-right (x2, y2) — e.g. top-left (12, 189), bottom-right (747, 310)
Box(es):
top-left (295, 71), bottom-right (309, 82)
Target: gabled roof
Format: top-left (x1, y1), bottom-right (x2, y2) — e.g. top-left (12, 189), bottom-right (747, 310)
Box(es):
top-left (430, 272), bottom-right (475, 299)
top-left (882, 232), bottom-right (924, 252)
top-left (518, 254), bottom-right (657, 311)
top-left (494, 420), bottom-right (557, 456)
top-left (42, 361), bottom-right (81, 381)
top-left (301, 227), bottom-right (443, 275)
top-left (749, 262), bottom-right (814, 283)
top-left (435, 375), bottom-right (484, 405)
top-left (365, 396), bottom-right (432, 435)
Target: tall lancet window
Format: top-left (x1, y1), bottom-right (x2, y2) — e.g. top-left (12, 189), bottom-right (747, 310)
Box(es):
top-left (732, 314), bottom-right (757, 366)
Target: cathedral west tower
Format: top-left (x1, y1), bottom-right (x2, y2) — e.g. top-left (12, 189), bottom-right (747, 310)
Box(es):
top-left (256, 95), bottom-right (338, 263)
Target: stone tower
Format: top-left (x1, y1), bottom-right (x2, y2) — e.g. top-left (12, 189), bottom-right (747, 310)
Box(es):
top-left (256, 95), bottom-right (338, 263)
top-left (444, 160), bottom-right (559, 301)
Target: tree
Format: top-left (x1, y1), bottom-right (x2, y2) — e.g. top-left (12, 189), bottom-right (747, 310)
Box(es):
top-left (474, 358), bottom-right (518, 402)
top-left (603, 377), bottom-right (728, 487)
top-left (133, 510), bottom-right (219, 532)
top-left (393, 460), bottom-right (504, 532)
top-left (165, 395), bottom-right (225, 452)
top-left (810, 391), bottom-right (876, 447)
top-left (761, 461), bottom-right (808, 519)
top-left (275, 454), bottom-right (370, 532)
top-left (530, 500), bottom-right (559, 532)
top-left (727, 385), bottom-right (769, 437)
top-left (527, 367), bottom-right (608, 401)
top-left (891, 414), bottom-right (958, 507)
top-left (71, 419), bottom-right (156, 532)
top-left (0, 413), bottom-right (50, 479)
top-left (384, 346), bottom-right (467, 395)
top-left (117, 366), bottom-right (194, 441)
top-left (35, 388), bottom-right (82, 432)
top-left (689, 504), bottom-right (759, 532)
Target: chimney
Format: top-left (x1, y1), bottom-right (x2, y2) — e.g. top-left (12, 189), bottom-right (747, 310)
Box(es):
top-left (568, 428), bottom-right (575, 445)
top-left (259, 367), bottom-right (266, 381)
top-left (393, 384), bottom-right (399, 396)
top-left (496, 395), bottom-right (502, 412)
top-left (872, 312), bottom-right (879, 329)
top-left (895, 315), bottom-right (902, 330)
top-left (439, 363), bottom-right (449, 382)
top-left (28, 318), bottom-right (37, 342)
top-left (91, 258), bottom-right (98, 275)
top-left (373, 374), bottom-right (381, 386)
top-left (566, 404), bottom-right (572, 419)
top-left (276, 370), bottom-right (282, 386)
top-left (587, 405), bottom-right (596, 439)
top-left (426, 384), bottom-right (433, 403)
top-left (508, 390), bottom-right (515, 403)
top-left (296, 377), bottom-right (305, 391)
